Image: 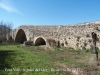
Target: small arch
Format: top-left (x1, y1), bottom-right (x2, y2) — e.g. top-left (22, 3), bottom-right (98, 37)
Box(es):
top-left (35, 37), bottom-right (46, 46)
top-left (15, 29), bottom-right (27, 43)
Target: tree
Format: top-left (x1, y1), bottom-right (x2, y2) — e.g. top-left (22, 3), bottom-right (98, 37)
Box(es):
top-left (0, 21), bottom-right (13, 42)
top-left (91, 32), bottom-right (98, 61)
top-left (6, 22), bottom-right (13, 40)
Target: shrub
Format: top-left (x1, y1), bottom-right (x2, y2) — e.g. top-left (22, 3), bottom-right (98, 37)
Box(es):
top-left (23, 41), bottom-right (33, 46)
top-left (85, 49), bottom-right (90, 53)
top-left (96, 47), bottom-right (99, 51)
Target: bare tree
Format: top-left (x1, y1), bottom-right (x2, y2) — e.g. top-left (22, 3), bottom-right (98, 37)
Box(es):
top-left (91, 32), bottom-right (98, 61)
top-left (0, 21), bottom-right (13, 42)
top-left (6, 22), bottom-right (13, 40)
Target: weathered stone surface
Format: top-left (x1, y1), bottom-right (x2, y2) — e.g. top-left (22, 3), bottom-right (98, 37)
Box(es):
top-left (10, 20), bottom-right (100, 49)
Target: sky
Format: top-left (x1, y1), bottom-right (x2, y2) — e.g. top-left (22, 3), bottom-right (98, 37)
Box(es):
top-left (0, 0), bottom-right (100, 29)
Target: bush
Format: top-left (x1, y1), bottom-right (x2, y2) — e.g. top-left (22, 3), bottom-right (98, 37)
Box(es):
top-left (85, 49), bottom-right (90, 53)
top-left (23, 41), bottom-right (33, 46)
top-left (89, 45), bottom-right (100, 53)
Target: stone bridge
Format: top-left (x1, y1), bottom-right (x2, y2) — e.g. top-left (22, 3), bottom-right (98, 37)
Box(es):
top-left (10, 20), bottom-right (100, 49)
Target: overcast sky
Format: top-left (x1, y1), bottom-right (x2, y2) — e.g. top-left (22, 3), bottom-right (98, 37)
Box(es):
top-left (0, 0), bottom-right (100, 29)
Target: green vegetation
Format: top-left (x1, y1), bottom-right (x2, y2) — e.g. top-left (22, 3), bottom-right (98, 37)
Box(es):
top-left (0, 42), bottom-right (100, 75)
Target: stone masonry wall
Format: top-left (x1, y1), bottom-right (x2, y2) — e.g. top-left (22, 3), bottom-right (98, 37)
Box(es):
top-left (11, 20), bottom-right (100, 50)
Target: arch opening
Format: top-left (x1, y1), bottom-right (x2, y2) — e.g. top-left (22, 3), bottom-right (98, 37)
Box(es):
top-left (15, 29), bottom-right (27, 44)
top-left (35, 37), bottom-right (46, 46)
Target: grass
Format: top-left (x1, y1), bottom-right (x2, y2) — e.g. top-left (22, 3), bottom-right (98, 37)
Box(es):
top-left (0, 42), bottom-right (100, 75)
top-left (0, 42), bottom-right (63, 75)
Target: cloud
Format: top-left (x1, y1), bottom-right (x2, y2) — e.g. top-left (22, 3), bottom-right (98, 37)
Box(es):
top-left (0, 0), bottom-right (22, 15)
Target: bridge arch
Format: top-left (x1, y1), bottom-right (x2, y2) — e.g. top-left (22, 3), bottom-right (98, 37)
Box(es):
top-left (34, 37), bottom-right (46, 46)
top-left (15, 29), bottom-right (27, 43)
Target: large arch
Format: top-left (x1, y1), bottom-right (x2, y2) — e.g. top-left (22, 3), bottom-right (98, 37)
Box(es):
top-left (34, 37), bottom-right (46, 46)
top-left (15, 29), bottom-right (27, 43)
